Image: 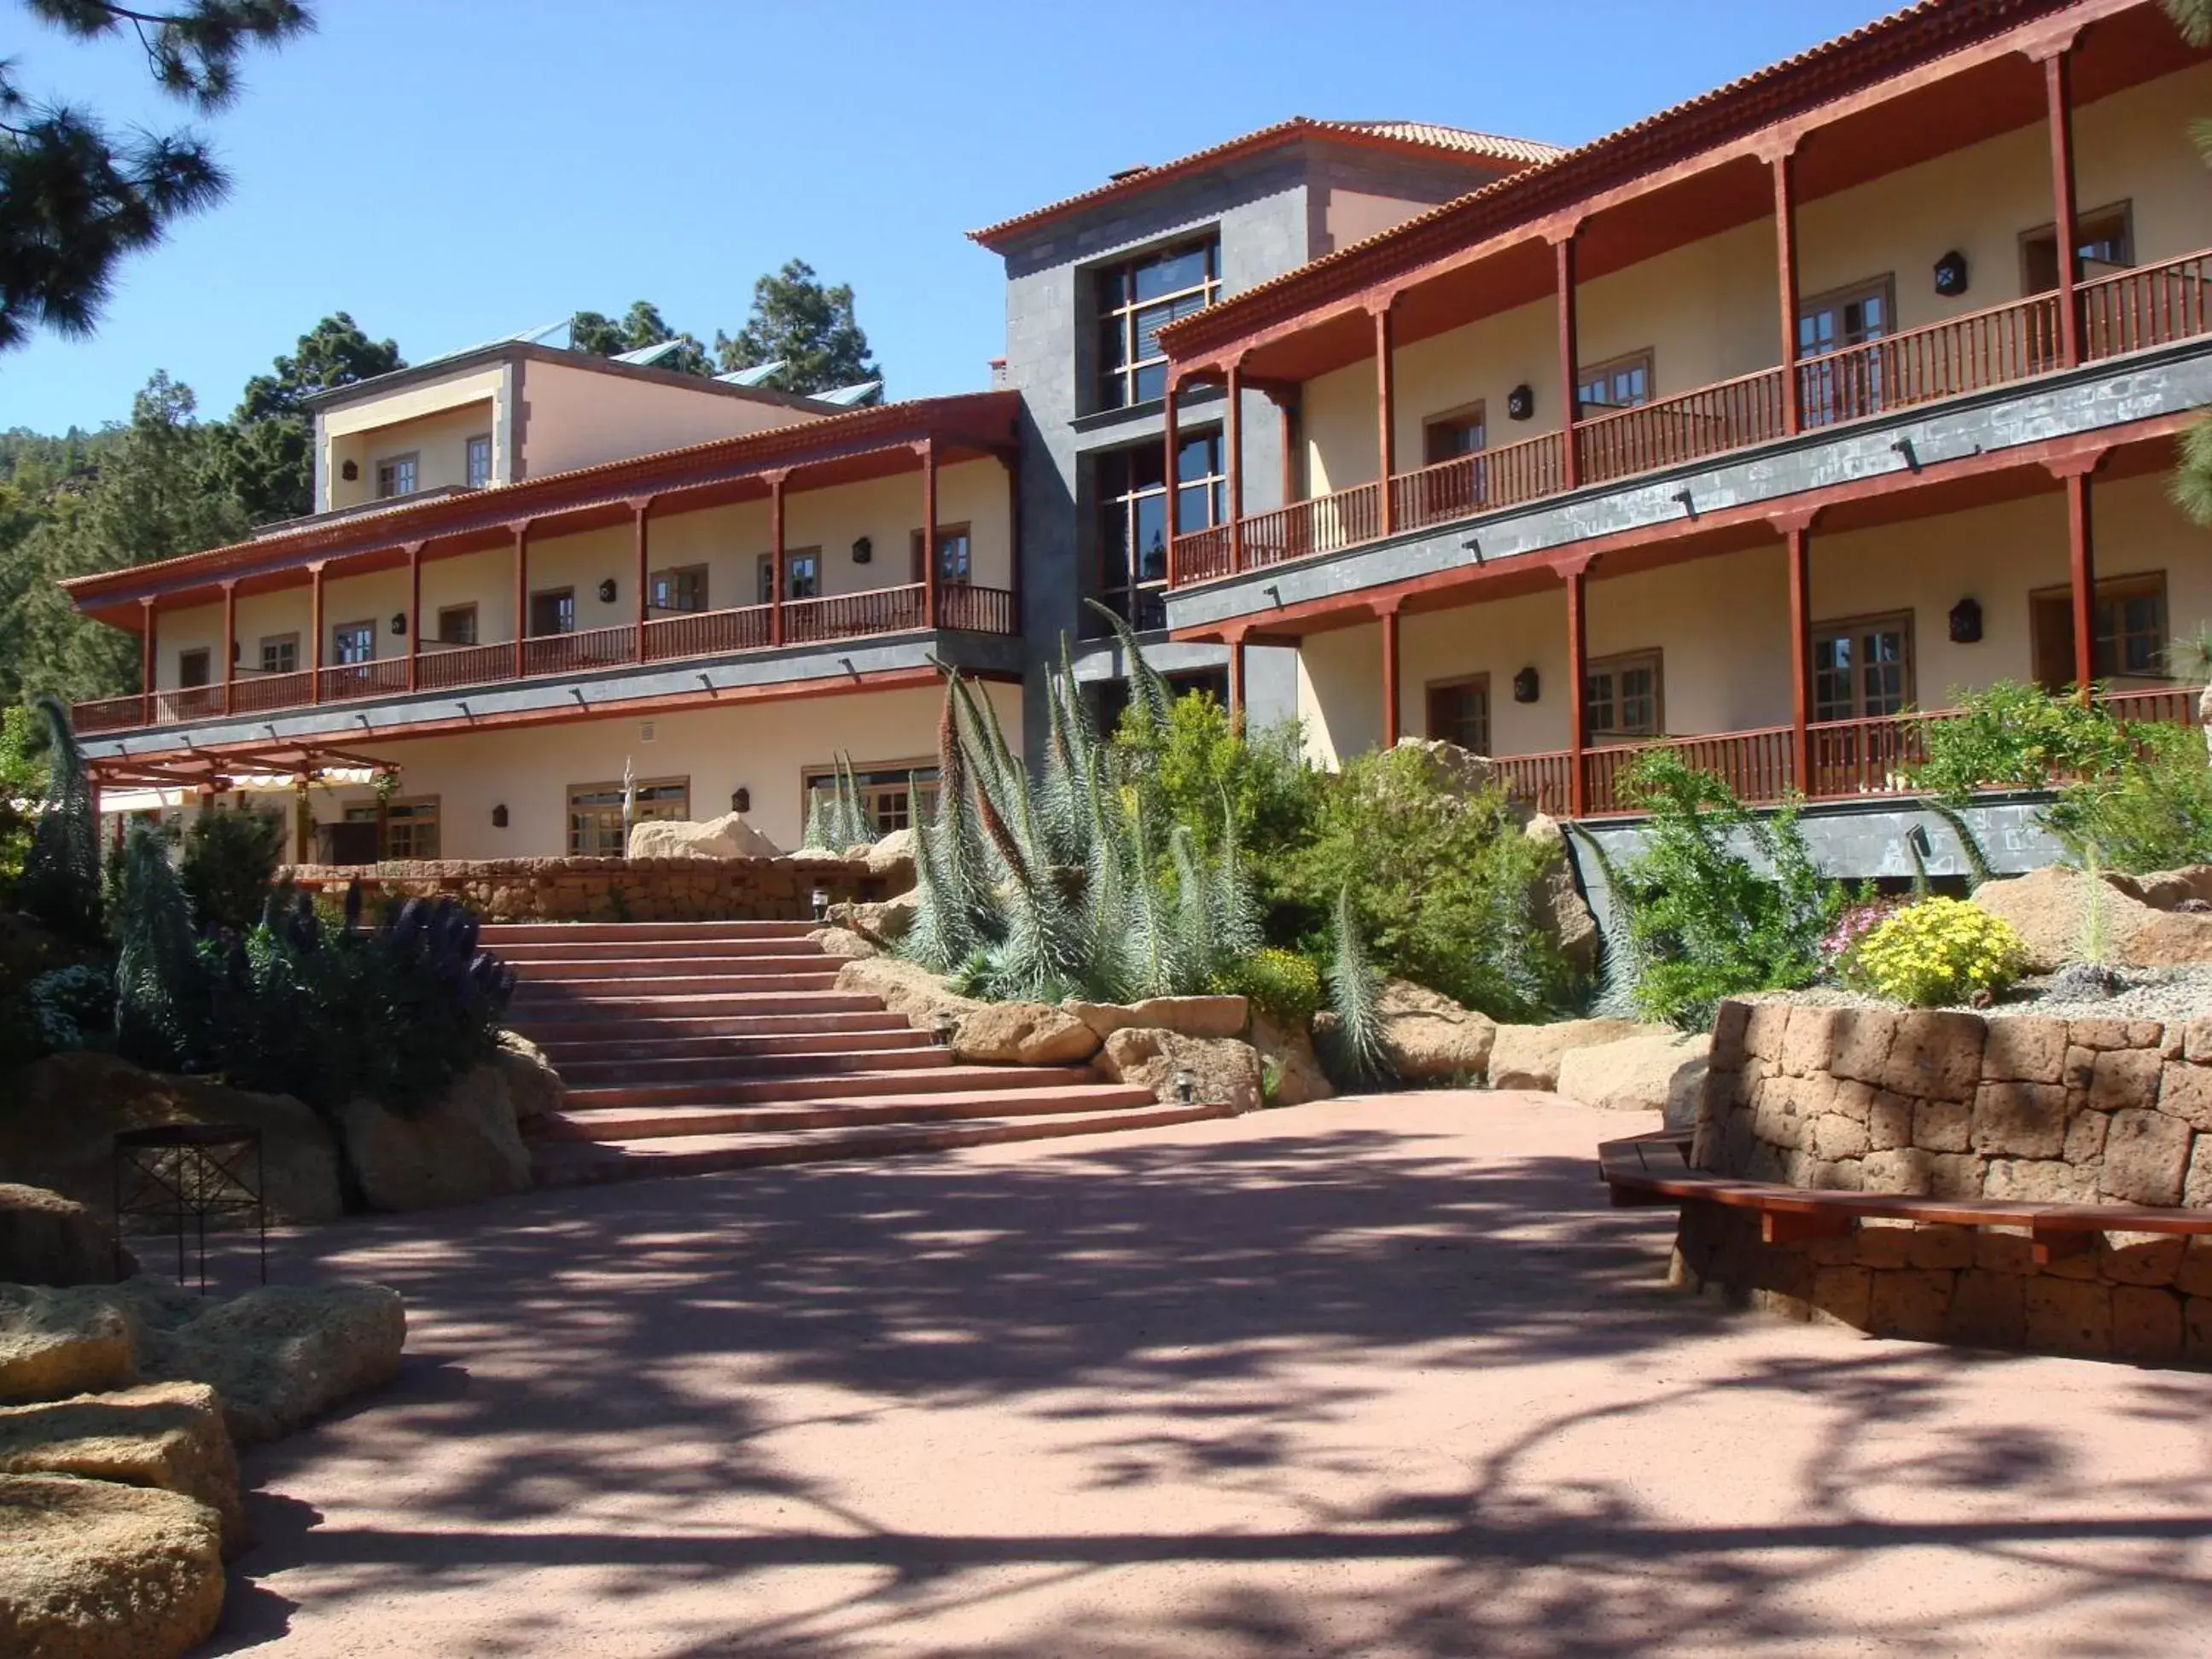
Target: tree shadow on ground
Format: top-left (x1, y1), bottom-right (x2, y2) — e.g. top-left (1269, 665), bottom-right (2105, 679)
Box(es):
top-left (206, 1105), bottom-right (2212, 1656)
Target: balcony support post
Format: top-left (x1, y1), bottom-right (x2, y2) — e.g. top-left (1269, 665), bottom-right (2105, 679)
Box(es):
top-left (769, 469), bottom-right (789, 648)
top-left (1275, 387), bottom-right (1300, 508)
top-left (1162, 374), bottom-right (1180, 591)
top-left (1225, 624), bottom-right (1248, 725)
top-left (1226, 358), bottom-right (1245, 573)
top-left (631, 498), bottom-right (651, 661)
top-left (1004, 445), bottom-right (1023, 635)
top-left (1552, 230), bottom-right (1581, 492)
top-left (1785, 524), bottom-right (1812, 790)
top-left (220, 580), bottom-right (237, 714)
top-left (2041, 45), bottom-right (2082, 369)
top-left (1566, 559), bottom-right (1591, 818)
top-left (1771, 148), bottom-right (1802, 436)
top-left (2064, 464), bottom-right (2098, 702)
top-left (1373, 300), bottom-right (1397, 537)
top-left (920, 436), bottom-right (940, 628)
top-left (405, 544), bottom-right (422, 693)
top-left (510, 521), bottom-right (529, 678)
top-left (308, 562), bottom-right (327, 704)
top-left (1375, 597), bottom-right (1403, 748)
top-left (138, 597), bottom-right (155, 723)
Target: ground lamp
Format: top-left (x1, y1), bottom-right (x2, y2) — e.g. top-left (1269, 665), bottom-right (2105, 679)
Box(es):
top-left (1173, 1067), bottom-right (1199, 1106)
top-left (933, 1012), bottom-right (958, 1047)
top-left (811, 888), bottom-right (830, 922)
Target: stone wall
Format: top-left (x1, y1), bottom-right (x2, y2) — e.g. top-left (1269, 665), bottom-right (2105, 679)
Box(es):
top-left (274, 856), bottom-right (893, 923)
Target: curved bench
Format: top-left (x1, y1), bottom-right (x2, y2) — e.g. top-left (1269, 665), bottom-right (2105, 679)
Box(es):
top-left (1600, 1128), bottom-right (2212, 1264)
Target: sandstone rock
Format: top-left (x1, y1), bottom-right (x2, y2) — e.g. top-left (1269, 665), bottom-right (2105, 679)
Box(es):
top-left (2024, 1278), bottom-right (2112, 1354)
top-left (0, 1382), bottom-right (246, 1556)
top-left (1869, 1269), bottom-right (1954, 1342)
top-left (809, 926), bottom-right (882, 960)
top-left (2099, 1109), bottom-right (2192, 1207)
top-left (0, 1473), bottom-right (225, 1659)
top-left (1970, 864), bottom-right (2155, 973)
top-left (1250, 1014), bottom-right (1333, 1108)
top-left (1522, 813), bottom-right (1600, 979)
top-left (493, 1033), bottom-right (564, 1121)
top-left (1969, 1080), bottom-right (2070, 1159)
top-left (1, 1053), bottom-right (342, 1225)
top-left (2189, 1135), bottom-right (2212, 1209)
top-left (825, 894), bottom-right (917, 949)
top-left (862, 828), bottom-right (917, 882)
top-left (1556, 1031), bottom-right (1711, 1128)
top-left (1064, 996), bottom-right (1250, 1042)
top-left (836, 957), bottom-right (985, 1034)
top-left (1486, 1020), bottom-right (1648, 1091)
top-left (1982, 1157), bottom-right (2097, 1204)
top-left (1368, 981), bottom-right (1496, 1083)
top-left (0, 1185), bottom-right (132, 1289)
top-left (1980, 1018), bottom-right (2068, 1085)
top-left (2111, 1285), bottom-right (2184, 1360)
top-left (0, 1287), bottom-right (135, 1406)
top-left (953, 1002), bottom-right (1101, 1067)
top-left (1391, 736), bottom-right (1503, 800)
top-left (1880, 1011), bottom-right (1985, 1103)
top-left (626, 810), bottom-right (782, 860)
top-left (1095, 1028), bottom-right (1263, 1115)
top-left (2110, 864), bottom-right (2212, 911)
top-left (341, 1064), bottom-right (533, 1213)
top-left (2123, 911), bottom-right (2212, 967)
top-left (2087, 1047), bottom-right (2163, 1113)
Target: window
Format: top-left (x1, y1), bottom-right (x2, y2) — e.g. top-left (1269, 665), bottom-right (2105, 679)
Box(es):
top-left (465, 434), bottom-right (493, 490)
top-left (2022, 201), bottom-right (2134, 292)
top-left (1426, 675), bottom-right (1492, 754)
top-left (1091, 667), bottom-right (1229, 734)
top-left (343, 796), bottom-right (441, 859)
top-left (259, 633), bottom-right (299, 674)
top-left (331, 621), bottom-right (375, 665)
top-left (1584, 650), bottom-right (1662, 739)
top-left (1797, 276), bottom-right (1895, 426)
top-left (1423, 403), bottom-right (1487, 467)
top-left (178, 649), bottom-right (212, 689)
top-left (567, 777), bottom-right (690, 856)
top-left (435, 605), bottom-right (478, 646)
top-left (528, 589), bottom-right (575, 637)
top-left (801, 762), bottom-right (941, 837)
top-left (1091, 433), bottom-right (1224, 634)
top-left (650, 566), bottom-right (709, 614)
top-left (375, 452), bottom-right (419, 499)
top-left (910, 524), bottom-right (971, 585)
top-left (2032, 573), bottom-right (2168, 690)
top-left (758, 549), bottom-right (821, 603)
top-left (1576, 351), bottom-right (1653, 414)
top-left (1096, 237), bottom-right (1220, 410)
top-left (1812, 614), bottom-right (1913, 722)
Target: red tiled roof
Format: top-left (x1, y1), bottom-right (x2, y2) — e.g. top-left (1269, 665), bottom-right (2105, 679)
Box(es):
top-left (967, 117), bottom-right (1562, 250)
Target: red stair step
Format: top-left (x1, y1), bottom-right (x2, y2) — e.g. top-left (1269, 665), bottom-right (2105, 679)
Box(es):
top-left (529, 1081), bottom-right (1160, 1142)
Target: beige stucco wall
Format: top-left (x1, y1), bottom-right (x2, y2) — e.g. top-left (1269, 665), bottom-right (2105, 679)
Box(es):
top-left (295, 678), bottom-right (1020, 859)
top-left (517, 358), bottom-right (824, 480)
top-left (1294, 472), bottom-right (2209, 769)
top-left (321, 364), bottom-right (506, 512)
top-left (1301, 58), bottom-right (2212, 499)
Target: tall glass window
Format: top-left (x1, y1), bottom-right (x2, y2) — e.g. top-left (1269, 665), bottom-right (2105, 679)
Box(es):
top-left (1096, 238), bottom-right (1219, 410)
top-left (1092, 433), bottom-right (1224, 634)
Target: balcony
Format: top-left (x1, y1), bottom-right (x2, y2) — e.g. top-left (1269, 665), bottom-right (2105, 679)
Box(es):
top-left (1171, 251), bottom-right (2212, 589)
top-left (1489, 688), bottom-right (2198, 820)
top-left (73, 581), bottom-right (1018, 736)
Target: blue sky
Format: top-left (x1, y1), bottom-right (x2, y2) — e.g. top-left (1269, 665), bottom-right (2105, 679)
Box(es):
top-left (2, 0), bottom-right (1884, 434)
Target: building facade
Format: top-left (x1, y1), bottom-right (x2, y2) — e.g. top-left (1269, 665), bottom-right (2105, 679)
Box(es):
top-left (59, 0), bottom-right (2212, 871)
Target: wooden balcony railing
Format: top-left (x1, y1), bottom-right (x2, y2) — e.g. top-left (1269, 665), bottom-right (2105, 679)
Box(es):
top-left (78, 580), bottom-right (1021, 736)
top-left (1167, 245), bottom-right (2212, 590)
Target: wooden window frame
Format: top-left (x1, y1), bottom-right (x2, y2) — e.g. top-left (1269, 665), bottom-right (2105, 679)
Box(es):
top-left (330, 619), bottom-right (376, 665)
top-left (1583, 648), bottom-right (1665, 740)
top-left (1421, 401), bottom-right (1488, 468)
top-left (1091, 434), bottom-right (1223, 636)
top-left (2019, 199), bottom-right (2134, 291)
top-left (1810, 609), bottom-right (1917, 723)
top-left (1093, 236), bottom-right (1221, 412)
top-left (1575, 349), bottom-right (1655, 413)
top-left (374, 451), bottom-right (420, 500)
top-left (465, 434), bottom-right (493, 489)
top-left (800, 757), bottom-right (941, 837)
top-left (909, 521), bottom-right (972, 586)
top-left (649, 564), bottom-right (710, 614)
top-left (434, 604), bottom-right (479, 646)
top-left (259, 632), bottom-right (299, 674)
top-left (758, 546), bottom-right (822, 604)
top-left (177, 647), bottom-right (212, 689)
top-left (565, 776), bottom-right (690, 857)
top-left (343, 794), bottom-right (441, 859)
top-left (527, 587), bottom-right (576, 637)
top-left (2029, 569), bottom-right (2169, 686)
top-left (1424, 672), bottom-right (1493, 754)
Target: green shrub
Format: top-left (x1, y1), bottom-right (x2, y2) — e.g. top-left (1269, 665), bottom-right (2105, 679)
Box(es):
top-left (178, 806), bottom-right (286, 932)
top-left (1846, 897), bottom-right (2028, 1006)
top-left (1115, 694), bottom-right (1320, 868)
top-left (18, 695), bottom-right (101, 940)
top-left (1217, 946), bottom-right (1322, 1031)
top-left (2042, 719), bottom-right (2212, 874)
top-left (1912, 680), bottom-right (2135, 803)
top-left (0, 706), bottom-right (44, 911)
top-left (1610, 751), bottom-right (1842, 1030)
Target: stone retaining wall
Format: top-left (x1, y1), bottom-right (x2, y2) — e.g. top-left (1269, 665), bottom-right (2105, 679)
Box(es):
top-left (274, 857), bottom-right (892, 923)
top-left (1678, 997), bottom-right (2212, 1365)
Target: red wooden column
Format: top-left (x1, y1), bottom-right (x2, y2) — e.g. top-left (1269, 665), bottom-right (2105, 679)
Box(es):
top-left (768, 470), bottom-right (789, 647)
top-left (630, 498), bottom-right (652, 661)
top-left (308, 562), bottom-right (327, 704)
top-left (2041, 44), bottom-right (2083, 368)
top-left (1377, 597), bottom-right (1403, 748)
top-left (2063, 460), bottom-right (2099, 701)
top-left (1004, 447), bottom-right (1024, 632)
top-left (1566, 559), bottom-right (1591, 818)
top-left (1275, 388), bottom-right (1300, 507)
top-left (220, 579), bottom-right (238, 713)
top-left (1552, 230), bottom-right (1582, 491)
top-left (1373, 300), bottom-right (1397, 536)
top-left (1225, 624), bottom-right (1248, 725)
top-left (1771, 148), bottom-right (1802, 435)
top-left (920, 436), bottom-right (940, 627)
top-left (509, 522), bottom-right (529, 678)
top-left (1784, 521), bottom-right (1813, 791)
top-left (1162, 372), bottom-right (1181, 589)
top-left (1225, 358), bottom-right (1246, 573)
top-left (138, 597), bottom-right (156, 721)
top-left (405, 544), bottom-right (423, 692)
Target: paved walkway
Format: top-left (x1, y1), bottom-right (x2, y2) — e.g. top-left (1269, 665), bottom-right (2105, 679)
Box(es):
top-left (207, 1092), bottom-right (2212, 1657)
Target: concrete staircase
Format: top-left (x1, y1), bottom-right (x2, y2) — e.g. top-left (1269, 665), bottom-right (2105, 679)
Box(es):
top-left (490, 921), bottom-right (1228, 1185)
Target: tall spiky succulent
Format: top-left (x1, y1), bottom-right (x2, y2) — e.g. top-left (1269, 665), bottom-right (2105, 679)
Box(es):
top-left (1322, 885), bottom-right (1394, 1087)
top-left (20, 694), bottom-right (102, 937)
top-left (1082, 597), bottom-right (1172, 739)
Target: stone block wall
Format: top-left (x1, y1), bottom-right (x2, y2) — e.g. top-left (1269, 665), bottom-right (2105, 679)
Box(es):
top-left (273, 857), bottom-right (894, 923)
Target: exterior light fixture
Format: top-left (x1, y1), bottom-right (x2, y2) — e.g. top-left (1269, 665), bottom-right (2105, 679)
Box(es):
top-left (1506, 383), bottom-right (1535, 422)
top-left (852, 536), bottom-right (873, 564)
top-left (492, 804), bottom-right (509, 829)
top-left (1933, 250), bottom-right (1969, 297)
top-left (1513, 667), bottom-right (1540, 704)
top-left (1172, 1067), bottom-right (1199, 1106)
top-left (810, 888), bottom-right (829, 922)
top-left (597, 579), bottom-right (618, 603)
top-left (341, 459), bottom-right (359, 481)
top-left (731, 786), bottom-right (751, 814)
top-left (390, 612), bottom-right (408, 636)
top-left (1948, 597), bottom-right (1983, 643)
top-left (933, 1011), bottom-right (958, 1047)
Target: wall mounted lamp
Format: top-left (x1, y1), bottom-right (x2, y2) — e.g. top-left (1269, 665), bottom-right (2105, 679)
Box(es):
top-left (1948, 597), bottom-right (1983, 643)
top-left (731, 786), bottom-right (751, 814)
top-left (597, 579), bottom-right (618, 604)
top-left (1513, 667), bottom-right (1541, 704)
top-left (492, 804), bottom-right (509, 829)
top-left (852, 536), bottom-right (874, 564)
top-left (1933, 250), bottom-right (1970, 297)
top-left (390, 612), bottom-right (408, 637)
top-left (1506, 384), bottom-right (1535, 422)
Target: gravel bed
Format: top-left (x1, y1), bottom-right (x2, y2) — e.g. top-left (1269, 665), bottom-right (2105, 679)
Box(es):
top-left (1759, 963), bottom-right (2212, 1024)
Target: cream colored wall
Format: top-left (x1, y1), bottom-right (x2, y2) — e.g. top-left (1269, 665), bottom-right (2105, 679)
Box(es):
top-left (1299, 59), bottom-right (2212, 499)
top-left (321, 364), bottom-right (506, 512)
top-left (1324, 188), bottom-right (1472, 254)
top-left (519, 359), bottom-right (824, 480)
top-left (301, 679), bottom-right (1022, 858)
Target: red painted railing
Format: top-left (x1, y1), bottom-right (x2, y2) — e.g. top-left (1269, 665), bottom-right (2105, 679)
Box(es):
top-left (316, 658), bottom-right (412, 704)
top-left (1493, 750), bottom-right (1576, 818)
top-left (643, 605), bottom-right (771, 661)
top-left (521, 624), bottom-right (637, 679)
top-left (1175, 524), bottom-right (1235, 585)
top-left (230, 670), bottom-right (317, 714)
top-left (1797, 291), bottom-right (2062, 429)
top-left (1391, 430), bottom-right (1566, 534)
top-left (415, 642), bottom-right (512, 692)
top-left (938, 583), bottom-right (1019, 634)
top-left (2081, 251), bottom-right (2212, 361)
top-left (1577, 369), bottom-right (1787, 486)
top-left (784, 583), bottom-right (928, 644)
top-left (1240, 482), bottom-right (1382, 572)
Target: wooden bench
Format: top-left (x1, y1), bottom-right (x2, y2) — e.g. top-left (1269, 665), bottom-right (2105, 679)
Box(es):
top-left (1600, 1128), bottom-right (2212, 1266)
